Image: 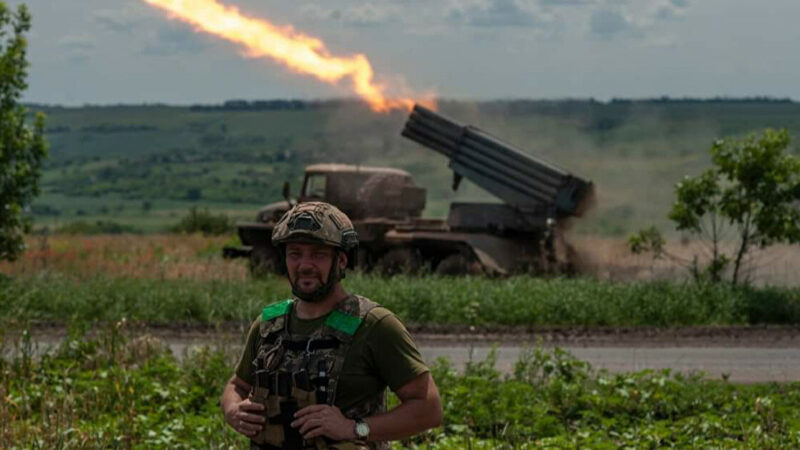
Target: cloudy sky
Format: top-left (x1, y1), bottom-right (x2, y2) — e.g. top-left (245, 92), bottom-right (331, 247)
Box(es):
top-left (8, 0), bottom-right (800, 105)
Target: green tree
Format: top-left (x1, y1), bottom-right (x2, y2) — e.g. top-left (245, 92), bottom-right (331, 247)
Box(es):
top-left (631, 129), bottom-right (800, 285)
top-left (0, 2), bottom-right (47, 262)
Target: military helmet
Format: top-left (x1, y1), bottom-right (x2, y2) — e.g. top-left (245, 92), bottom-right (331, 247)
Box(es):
top-left (272, 202), bottom-right (358, 252)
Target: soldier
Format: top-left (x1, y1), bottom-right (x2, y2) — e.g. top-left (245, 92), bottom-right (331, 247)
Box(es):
top-left (221, 202), bottom-right (442, 449)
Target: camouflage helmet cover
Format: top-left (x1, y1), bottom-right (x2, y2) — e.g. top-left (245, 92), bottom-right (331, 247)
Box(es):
top-left (271, 202), bottom-right (358, 250)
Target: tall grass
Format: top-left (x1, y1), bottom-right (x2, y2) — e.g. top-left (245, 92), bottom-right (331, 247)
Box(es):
top-left (2, 273), bottom-right (798, 326)
top-left (0, 234), bottom-right (245, 280)
top-left (4, 234), bottom-right (797, 288)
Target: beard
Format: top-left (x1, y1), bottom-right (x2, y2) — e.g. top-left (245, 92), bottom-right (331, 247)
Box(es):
top-left (290, 267), bottom-right (335, 303)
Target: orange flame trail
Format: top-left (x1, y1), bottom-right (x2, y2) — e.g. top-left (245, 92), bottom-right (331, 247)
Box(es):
top-left (143, 0), bottom-right (423, 112)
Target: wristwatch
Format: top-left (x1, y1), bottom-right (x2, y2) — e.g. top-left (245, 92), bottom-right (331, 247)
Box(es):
top-left (354, 418), bottom-right (370, 440)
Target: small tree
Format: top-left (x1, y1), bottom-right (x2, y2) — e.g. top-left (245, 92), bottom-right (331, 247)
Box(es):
top-left (0, 2), bottom-right (47, 262)
top-left (631, 128), bottom-right (800, 285)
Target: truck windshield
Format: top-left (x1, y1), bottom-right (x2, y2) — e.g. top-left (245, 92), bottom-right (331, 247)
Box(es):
top-left (303, 174), bottom-right (327, 198)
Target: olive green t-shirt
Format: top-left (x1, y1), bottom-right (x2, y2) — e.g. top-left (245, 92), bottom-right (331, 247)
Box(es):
top-left (235, 300), bottom-right (429, 413)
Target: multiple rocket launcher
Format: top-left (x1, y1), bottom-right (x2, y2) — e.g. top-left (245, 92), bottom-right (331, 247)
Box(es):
top-left (227, 103), bottom-right (595, 276)
top-left (402, 105), bottom-right (594, 230)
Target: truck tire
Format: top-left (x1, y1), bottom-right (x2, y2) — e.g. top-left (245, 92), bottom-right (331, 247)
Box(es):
top-left (374, 248), bottom-right (422, 276)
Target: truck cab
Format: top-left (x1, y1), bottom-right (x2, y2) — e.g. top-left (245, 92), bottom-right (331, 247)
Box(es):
top-left (253, 164), bottom-right (425, 225)
top-left (224, 164), bottom-right (427, 275)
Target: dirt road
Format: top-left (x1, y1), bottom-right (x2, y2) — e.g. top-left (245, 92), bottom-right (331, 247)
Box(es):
top-left (411, 326), bottom-right (800, 382)
top-left (420, 345), bottom-right (800, 383)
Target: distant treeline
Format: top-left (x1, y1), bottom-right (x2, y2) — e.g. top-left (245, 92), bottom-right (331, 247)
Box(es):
top-left (190, 99), bottom-right (309, 111)
top-left (45, 124), bottom-right (158, 134)
top-left (25, 96), bottom-right (797, 112)
top-left (80, 123), bottom-right (157, 133)
top-left (26, 99), bottom-right (359, 113)
top-left (610, 96), bottom-right (795, 104)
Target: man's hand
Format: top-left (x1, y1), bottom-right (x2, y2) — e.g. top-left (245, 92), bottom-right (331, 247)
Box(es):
top-left (224, 398), bottom-right (266, 437)
top-left (291, 404), bottom-right (356, 441)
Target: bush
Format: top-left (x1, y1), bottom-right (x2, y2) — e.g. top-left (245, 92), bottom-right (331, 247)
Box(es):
top-left (169, 207), bottom-right (232, 235)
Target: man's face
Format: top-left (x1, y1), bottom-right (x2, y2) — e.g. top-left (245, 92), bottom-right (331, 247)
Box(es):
top-left (285, 242), bottom-right (341, 298)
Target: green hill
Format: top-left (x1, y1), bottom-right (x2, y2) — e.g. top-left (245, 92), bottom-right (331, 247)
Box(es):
top-left (28, 98), bottom-right (800, 235)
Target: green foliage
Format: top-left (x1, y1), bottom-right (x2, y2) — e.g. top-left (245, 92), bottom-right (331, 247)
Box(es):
top-left (0, 2), bottom-right (48, 261)
top-left (635, 129), bottom-right (800, 285)
top-left (0, 324), bottom-right (241, 448)
top-left (628, 226), bottom-right (665, 257)
top-left (671, 129), bottom-right (800, 284)
top-left (4, 328), bottom-right (800, 447)
top-left (420, 345), bottom-right (800, 447)
top-left (3, 273), bottom-right (799, 326)
top-left (56, 220), bottom-right (140, 235)
top-left (169, 207), bottom-right (232, 235)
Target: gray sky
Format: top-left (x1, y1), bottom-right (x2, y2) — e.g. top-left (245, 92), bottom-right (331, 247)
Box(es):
top-left (9, 0), bottom-right (800, 105)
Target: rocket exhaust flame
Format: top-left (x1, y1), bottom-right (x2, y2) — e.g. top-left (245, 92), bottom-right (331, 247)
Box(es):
top-left (143, 0), bottom-right (428, 112)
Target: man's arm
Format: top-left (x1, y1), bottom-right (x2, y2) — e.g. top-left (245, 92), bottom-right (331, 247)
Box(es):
top-left (362, 370), bottom-right (442, 441)
top-left (292, 371), bottom-right (442, 442)
top-left (220, 375), bottom-right (266, 437)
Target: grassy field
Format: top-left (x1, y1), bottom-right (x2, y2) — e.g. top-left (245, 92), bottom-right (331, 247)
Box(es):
top-left (2, 327), bottom-right (799, 448)
top-left (29, 99), bottom-right (800, 236)
top-left (4, 271), bottom-right (799, 327)
top-left (4, 232), bottom-right (798, 285)
top-left (0, 234), bottom-right (244, 281)
top-left (1, 234), bottom-right (798, 327)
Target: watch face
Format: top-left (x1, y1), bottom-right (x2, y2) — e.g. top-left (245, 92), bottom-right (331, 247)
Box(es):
top-left (355, 421), bottom-right (370, 438)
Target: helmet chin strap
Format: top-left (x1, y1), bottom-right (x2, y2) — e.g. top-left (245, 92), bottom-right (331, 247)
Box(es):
top-left (290, 250), bottom-right (342, 303)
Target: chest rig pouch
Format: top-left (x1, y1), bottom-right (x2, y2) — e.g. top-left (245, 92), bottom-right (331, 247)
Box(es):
top-left (249, 295), bottom-right (388, 450)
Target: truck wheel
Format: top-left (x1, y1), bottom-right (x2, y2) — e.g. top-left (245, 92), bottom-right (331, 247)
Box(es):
top-left (374, 248), bottom-right (422, 276)
top-left (435, 253), bottom-right (483, 276)
top-left (249, 247), bottom-right (277, 278)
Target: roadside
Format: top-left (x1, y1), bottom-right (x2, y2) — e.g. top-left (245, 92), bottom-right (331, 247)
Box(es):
top-left (7, 323), bottom-right (800, 383)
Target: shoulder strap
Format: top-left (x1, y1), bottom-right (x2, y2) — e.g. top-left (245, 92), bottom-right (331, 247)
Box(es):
top-left (325, 295), bottom-right (381, 408)
top-left (325, 310), bottom-right (362, 336)
top-left (259, 299), bottom-right (293, 338)
top-left (323, 295), bottom-right (380, 343)
top-left (262, 299), bottom-right (293, 321)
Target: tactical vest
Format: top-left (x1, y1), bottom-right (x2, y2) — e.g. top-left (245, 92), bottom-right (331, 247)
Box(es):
top-left (249, 295), bottom-right (391, 450)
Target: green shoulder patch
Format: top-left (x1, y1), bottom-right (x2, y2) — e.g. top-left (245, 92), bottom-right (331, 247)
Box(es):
top-left (325, 310), bottom-right (363, 335)
top-left (262, 299), bottom-right (293, 321)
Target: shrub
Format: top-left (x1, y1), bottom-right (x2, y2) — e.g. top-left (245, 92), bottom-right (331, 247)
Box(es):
top-left (169, 207), bottom-right (232, 235)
